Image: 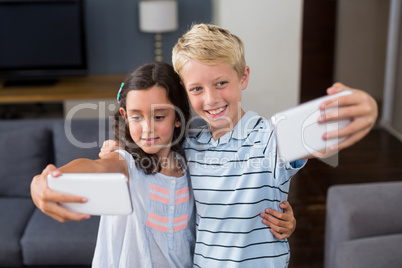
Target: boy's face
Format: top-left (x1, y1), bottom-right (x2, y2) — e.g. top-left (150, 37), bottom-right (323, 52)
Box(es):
top-left (180, 60), bottom-right (249, 139)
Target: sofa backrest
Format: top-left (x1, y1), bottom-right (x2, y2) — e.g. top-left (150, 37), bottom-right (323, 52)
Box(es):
top-left (0, 118), bottom-right (113, 198)
top-left (0, 120), bottom-right (54, 197)
top-left (52, 118), bottom-right (113, 167)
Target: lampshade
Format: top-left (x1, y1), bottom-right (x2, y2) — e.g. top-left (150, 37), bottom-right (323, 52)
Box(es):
top-left (139, 0), bottom-right (178, 33)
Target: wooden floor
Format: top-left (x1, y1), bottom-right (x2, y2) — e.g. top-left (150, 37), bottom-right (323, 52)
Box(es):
top-left (287, 126), bottom-right (402, 268)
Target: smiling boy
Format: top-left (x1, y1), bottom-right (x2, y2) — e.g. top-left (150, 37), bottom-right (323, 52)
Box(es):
top-left (172, 23), bottom-right (377, 267)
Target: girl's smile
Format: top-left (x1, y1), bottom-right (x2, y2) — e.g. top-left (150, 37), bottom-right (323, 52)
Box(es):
top-left (142, 137), bottom-right (160, 145)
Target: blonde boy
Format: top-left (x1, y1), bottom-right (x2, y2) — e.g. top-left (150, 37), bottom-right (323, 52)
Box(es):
top-left (172, 24), bottom-right (377, 267)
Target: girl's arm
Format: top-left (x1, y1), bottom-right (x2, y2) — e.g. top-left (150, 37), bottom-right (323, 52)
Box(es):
top-left (259, 201), bottom-right (296, 240)
top-left (59, 153), bottom-right (127, 175)
top-left (31, 152), bottom-right (127, 222)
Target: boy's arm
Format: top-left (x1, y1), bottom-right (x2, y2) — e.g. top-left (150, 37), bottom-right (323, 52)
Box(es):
top-left (31, 152), bottom-right (127, 222)
top-left (99, 140), bottom-right (121, 158)
top-left (259, 201), bottom-right (296, 240)
top-left (319, 82), bottom-right (378, 152)
top-left (302, 83), bottom-right (378, 160)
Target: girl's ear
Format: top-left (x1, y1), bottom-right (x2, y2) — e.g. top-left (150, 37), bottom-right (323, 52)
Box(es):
top-left (175, 119), bottom-right (182, 128)
top-left (119, 107), bottom-right (127, 121)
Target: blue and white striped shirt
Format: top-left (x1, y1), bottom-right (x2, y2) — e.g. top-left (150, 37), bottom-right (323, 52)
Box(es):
top-left (184, 111), bottom-right (306, 268)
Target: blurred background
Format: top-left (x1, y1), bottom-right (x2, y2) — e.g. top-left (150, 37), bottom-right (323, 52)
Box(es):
top-left (0, 1), bottom-right (401, 267)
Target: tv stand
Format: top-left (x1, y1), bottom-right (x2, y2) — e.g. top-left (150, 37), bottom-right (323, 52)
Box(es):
top-left (3, 77), bottom-right (58, 87)
top-left (0, 74), bottom-right (126, 103)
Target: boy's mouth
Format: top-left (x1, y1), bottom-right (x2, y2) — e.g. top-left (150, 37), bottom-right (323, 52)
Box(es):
top-left (206, 106), bottom-right (227, 115)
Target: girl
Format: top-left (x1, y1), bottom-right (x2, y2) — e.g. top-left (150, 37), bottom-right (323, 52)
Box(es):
top-left (34, 62), bottom-right (194, 267)
top-left (32, 62), bottom-right (297, 267)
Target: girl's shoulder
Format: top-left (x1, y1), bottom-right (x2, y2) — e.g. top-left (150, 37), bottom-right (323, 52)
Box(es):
top-left (114, 149), bottom-right (144, 181)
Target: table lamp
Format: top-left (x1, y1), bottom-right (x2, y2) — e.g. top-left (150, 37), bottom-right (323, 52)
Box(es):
top-left (139, 0), bottom-right (178, 62)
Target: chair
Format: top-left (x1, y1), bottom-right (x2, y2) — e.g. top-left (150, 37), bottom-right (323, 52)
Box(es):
top-left (325, 181), bottom-right (402, 268)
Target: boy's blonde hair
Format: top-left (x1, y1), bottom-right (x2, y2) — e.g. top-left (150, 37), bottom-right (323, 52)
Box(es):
top-left (172, 24), bottom-right (246, 78)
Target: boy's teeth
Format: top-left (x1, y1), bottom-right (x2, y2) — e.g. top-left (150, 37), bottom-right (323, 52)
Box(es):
top-left (209, 107), bottom-right (225, 115)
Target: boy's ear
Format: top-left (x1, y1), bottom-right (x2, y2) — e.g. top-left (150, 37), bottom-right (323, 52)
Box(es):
top-left (241, 66), bottom-right (250, 90)
top-left (119, 107), bottom-right (127, 121)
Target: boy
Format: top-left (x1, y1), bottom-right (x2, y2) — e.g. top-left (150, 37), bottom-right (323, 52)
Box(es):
top-left (170, 24), bottom-right (377, 267)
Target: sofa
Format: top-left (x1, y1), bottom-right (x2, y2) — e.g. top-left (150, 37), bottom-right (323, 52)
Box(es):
top-left (0, 118), bottom-right (114, 267)
top-left (325, 181), bottom-right (402, 268)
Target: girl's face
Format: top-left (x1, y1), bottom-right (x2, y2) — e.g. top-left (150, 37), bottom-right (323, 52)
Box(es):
top-left (120, 86), bottom-right (181, 158)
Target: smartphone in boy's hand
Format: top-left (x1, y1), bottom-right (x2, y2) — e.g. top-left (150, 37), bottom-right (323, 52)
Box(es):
top-left (271, 90), bottom-right (352, 162)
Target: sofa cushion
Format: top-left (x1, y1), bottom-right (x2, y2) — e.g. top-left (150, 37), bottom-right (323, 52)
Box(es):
top-left (0, 197), bottom-right (35, 266)
top-left (21, 209), bottom-right (100, 266)
top-left (325, 182), bottom-right (402, 268)
top-left (335, 234), bottom-right (402, 268)
top-left (53, 119), bottom-right (112, 167)
top-left (0, 121), bottom-right (52, 197)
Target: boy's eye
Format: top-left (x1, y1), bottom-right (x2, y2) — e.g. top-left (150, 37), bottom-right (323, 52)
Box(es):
top-left (190, 86), bottom-right (202, 93)
top-left (216, 81), bottom-right (228, 87)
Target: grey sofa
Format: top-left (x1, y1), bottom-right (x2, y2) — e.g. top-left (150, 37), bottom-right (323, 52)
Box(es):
top-left (325, 181), bottom-right (402, 268)
top-left (0, 118), bottom-right (113, 267)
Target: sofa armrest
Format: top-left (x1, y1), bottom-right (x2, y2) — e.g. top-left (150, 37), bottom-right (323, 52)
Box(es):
top-left (324, 181), bottom-right (402, 268)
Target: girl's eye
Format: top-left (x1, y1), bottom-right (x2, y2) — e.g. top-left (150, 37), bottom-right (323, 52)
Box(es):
top-left (130, 115), bottom-right (142, 121)
top-left (154, 116), bottom-right (165, 121)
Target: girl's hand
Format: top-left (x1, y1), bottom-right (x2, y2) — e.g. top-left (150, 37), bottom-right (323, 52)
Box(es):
top-left (31, 164), bottom-right (90, 222)
top-left (259, 201), bottom-right (296, 240)
top-left (99, 140), bottom-right (120, 158)
top-left (319, 82), bottom-right (378, 152)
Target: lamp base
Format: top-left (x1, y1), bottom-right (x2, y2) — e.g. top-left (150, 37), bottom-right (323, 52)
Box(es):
top-left (154, 33), bottom-right (163, 62)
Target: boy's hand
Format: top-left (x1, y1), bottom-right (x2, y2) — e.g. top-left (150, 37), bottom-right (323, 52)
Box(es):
top-left (319, 82), bottom-right (378, 152)
top-left (99, 140), bottom-right (120, 158)
top-left (31, 164), bottom-right (90, 222)
top-left (259, 201), bottom-right (296, 240)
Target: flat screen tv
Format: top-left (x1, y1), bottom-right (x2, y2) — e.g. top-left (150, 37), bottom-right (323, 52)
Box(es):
top-left (0, 0), bottom-right (87, 86)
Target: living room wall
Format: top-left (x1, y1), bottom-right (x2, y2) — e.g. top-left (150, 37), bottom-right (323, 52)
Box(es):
top-left (334, 0), bottom-right (389, 102)
top-left (84, 0), bottom-right (212, 74)
top-left (212, 0), bottom-right (303, 118)
top-left (70, 0), bottom-right (304, 119)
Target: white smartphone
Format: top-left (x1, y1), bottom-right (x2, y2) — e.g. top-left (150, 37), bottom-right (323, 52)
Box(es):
top-left (271, 90), bottom-right (353, 162)
top-left (47, 173), bottom-right (133, 215)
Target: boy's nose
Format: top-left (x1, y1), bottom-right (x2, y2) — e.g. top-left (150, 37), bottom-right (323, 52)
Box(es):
top-left (205, 88), bottom-right (219, 106)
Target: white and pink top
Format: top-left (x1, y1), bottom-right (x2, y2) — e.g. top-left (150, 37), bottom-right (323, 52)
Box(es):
top-left (92, 150), bottom-right (195, 268)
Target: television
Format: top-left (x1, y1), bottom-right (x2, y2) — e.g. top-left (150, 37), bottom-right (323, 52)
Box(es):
top-left (0, 0), bottom-right (87, 87)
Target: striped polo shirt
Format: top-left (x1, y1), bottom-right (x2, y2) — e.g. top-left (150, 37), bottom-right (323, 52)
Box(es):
top-left (184, 111), bottom-right (306, 268)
